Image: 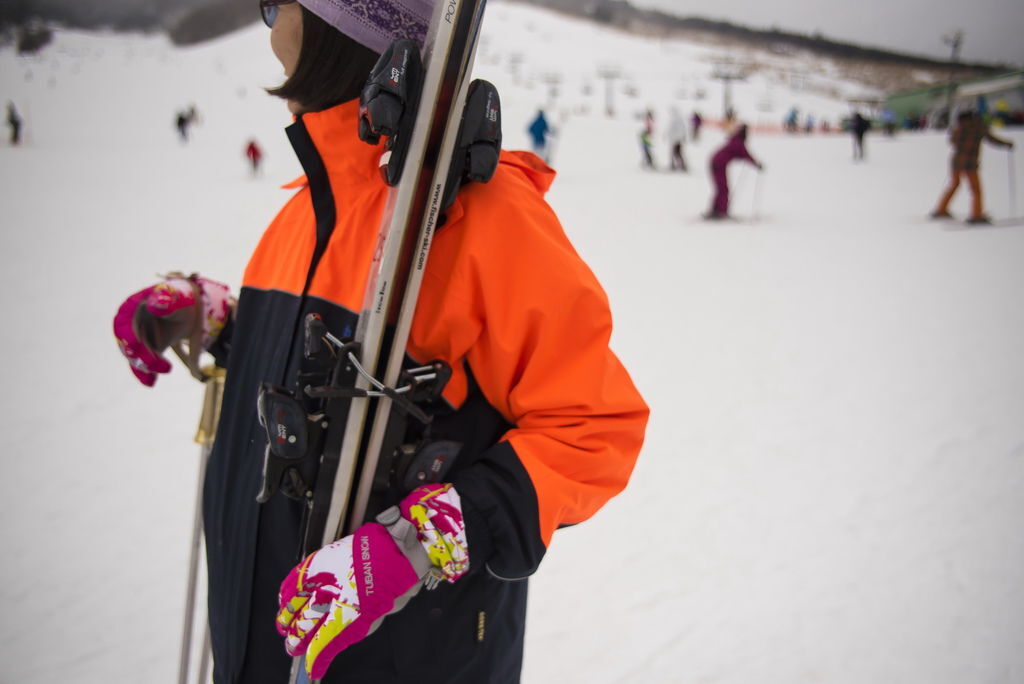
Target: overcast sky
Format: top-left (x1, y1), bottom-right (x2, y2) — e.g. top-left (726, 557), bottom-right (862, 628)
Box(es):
top-left (632, 0), bottom-right (1024, 66)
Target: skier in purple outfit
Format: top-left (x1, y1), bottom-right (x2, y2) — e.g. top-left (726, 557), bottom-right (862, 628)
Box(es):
top-left (706, 124), bottom-right (763, 219)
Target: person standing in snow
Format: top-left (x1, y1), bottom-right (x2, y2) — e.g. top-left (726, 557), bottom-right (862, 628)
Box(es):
top-left (527, 108), bottom-right (550, 160)
top-left (244, 138), bottom-right (264, 176)
top-left (638, 108), bottom-right (656, 169)
top-left (176, 110), bottom-right (191, 142)
top-left (851, 112), bottom-right (870, 161)
top-left (690, 110), bottom-right (703, 142)
top-left (882, 107), bottom-right (896, 136)
top-left (639, 127), bottom-right (655, 169)
top-left (931, 110), bottom-right (1014, 224)
top-left (176, 105), bottom-right (200, 142)
top-left (112, 2), bottom-right (648, 683)
top-left (706, 124), bottom-right (763, 219)
top-left (667, 107), bottom-right (688, 172)
top-left (785, 107), bottom-right (799, 133)
top-left (6, 101), bottom-right (22, 146)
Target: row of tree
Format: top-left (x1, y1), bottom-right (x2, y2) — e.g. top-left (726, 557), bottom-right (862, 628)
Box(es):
top-left (0, 0), bottom-right (254, 46)
top-left (515, 0), bottom-right (1008, 75)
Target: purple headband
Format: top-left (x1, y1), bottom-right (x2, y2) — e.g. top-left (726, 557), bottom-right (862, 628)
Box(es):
top-left (297, 0), bottom-right (435, 55)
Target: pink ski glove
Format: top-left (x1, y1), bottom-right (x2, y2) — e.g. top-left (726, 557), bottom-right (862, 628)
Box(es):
top-left (276, 484), bottom-right (468, 679)
top-left (400, 483), bottom-right (469, 583)
top-left (112, 275), bottom-right (232, 386)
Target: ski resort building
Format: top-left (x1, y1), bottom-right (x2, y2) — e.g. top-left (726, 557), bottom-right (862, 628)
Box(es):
top-left (884, 70), bottom-right (1024, 128)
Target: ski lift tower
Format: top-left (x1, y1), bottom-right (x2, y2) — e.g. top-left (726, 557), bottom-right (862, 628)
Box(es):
top-left (711, 61), bottom-right (748, 122)
top-left (597, 64), bottom-right (622, 117)
top-left (542, 72), bottom-right (563, 111)
top-left (941, 30), bottom-right (964, 128)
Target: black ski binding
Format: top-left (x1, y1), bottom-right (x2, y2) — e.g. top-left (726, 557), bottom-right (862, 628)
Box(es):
top-left (255, 384), bottom-right (326, 502)
top-left (358, 39), bottom-right (424, 186)
top-left (395, 440), bottom-right (461, 492)
top-left (442, 79), bottom-right (502, 212)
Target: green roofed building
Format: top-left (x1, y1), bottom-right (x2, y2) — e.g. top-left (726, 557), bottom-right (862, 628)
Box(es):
top-left (885, 70), bottom-right (1023, 128)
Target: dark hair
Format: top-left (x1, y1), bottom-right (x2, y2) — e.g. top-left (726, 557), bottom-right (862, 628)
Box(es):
top-left (268, 6), bottom-right (381, 113)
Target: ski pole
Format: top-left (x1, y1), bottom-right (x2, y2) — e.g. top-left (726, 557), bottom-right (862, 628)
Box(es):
top-left (545, 126), bottom-right (558, 166)
top-left (1009, 146), bottom-right (1017, 219)
top-left (178, 366), bottom-right (226, 684)
top-left (751, 168), bottom-right (764, 221)
top-left (731, 165), bottom-right (748, 212)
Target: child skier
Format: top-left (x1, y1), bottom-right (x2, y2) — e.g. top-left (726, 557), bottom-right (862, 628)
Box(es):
top-left (639, 108), bottom-right (655, 169)
top-left (706, 124), bottom-right (763, 219)
top-left (6, 102), bottom-right (22, 146)
top-left (527, 108), bottom-right (550, 160)
top-left (639, 127), bottom-right (655, 169)
top-left (112, 2), bottom-right (648, 683)
top-left (667, 107), bottom-right (688, 172)
top-left (851, 112), bottom-right (870, 161)
top-left (931, 110), bottom-right (1015, 224)
top-left (244, 138), bottom-right (263, 176)
top-left (690, 110), bottom-right (703, 142)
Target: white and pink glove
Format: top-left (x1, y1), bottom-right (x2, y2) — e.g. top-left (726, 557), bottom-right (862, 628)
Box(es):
top-left (276, 483), bottom-right (469, 679)
top-left (113, 274), bottom-right (232, 386)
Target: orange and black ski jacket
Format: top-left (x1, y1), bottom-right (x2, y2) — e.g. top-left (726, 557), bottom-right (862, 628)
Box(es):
top-left (202, 100), bottom-right (648, 683)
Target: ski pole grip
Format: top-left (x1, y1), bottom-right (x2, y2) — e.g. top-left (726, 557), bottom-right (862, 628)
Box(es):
top-left (376, 506), bottom-right (434, 582)
top-left (194, 365), bottom-right (227, 446)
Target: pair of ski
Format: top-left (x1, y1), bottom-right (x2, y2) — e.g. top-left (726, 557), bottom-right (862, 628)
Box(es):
top-left (179, 0), bottom-right (499, 681)
top-left (262, 1), bottom-right (496, 683)
top-left (941, 216), bottom-right (1024, 230)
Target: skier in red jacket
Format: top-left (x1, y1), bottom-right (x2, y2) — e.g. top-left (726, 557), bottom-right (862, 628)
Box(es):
top-left (244, 139), bottom-right (264, 176)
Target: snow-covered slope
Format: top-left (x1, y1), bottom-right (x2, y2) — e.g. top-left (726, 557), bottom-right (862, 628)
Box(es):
top-left (1, 3), bottom-right (1022, 682)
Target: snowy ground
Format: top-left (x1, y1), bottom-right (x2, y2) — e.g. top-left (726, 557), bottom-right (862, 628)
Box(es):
top-left (1, 3), bottom-right (1023, 683)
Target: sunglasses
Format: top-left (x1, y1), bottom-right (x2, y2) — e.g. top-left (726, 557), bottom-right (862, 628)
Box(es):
top-left (260, 0), bottom-right (297, 28)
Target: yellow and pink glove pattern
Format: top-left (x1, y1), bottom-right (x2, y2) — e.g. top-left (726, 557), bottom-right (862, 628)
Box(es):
top-left (400, 483), bottom-right (469, 583)
top-left (276, 484), bottom-right (468, 679)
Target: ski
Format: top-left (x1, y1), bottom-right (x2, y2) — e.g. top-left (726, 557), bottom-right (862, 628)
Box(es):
top-left (255, 0), bottom-right (496, 681)
top-left (943, 216), bottom-right (1024, 230)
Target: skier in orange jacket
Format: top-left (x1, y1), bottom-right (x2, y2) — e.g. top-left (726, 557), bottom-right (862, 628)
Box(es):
top-left (113, 2), bottom-right (648, 681)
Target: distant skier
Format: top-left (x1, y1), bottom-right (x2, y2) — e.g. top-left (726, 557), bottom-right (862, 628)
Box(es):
top-left (667, 108), bottom-right (688, 172)
top-left (112, 2), bottom-right (647, 682)
top-left (175, 111), bottom-right (190, 142)
top-left (976, 95), bottom-right (989, 121)
top-left (175, 105), bottom-right (199, 142)
top-left (643, 108), bottom-right (655, 136)
top-left (639, 127), bottom-right (655, 169)
top-left (244, 138), bottom-right (263, 176)
top-left (851, 112), bottom-right (870, 161)
top-left (785, 107), bottom-right (799, 133)
top-left (7, 101), bottom-right (22, 146)
top-left (527, 108), bottom-right (550, 160)
top-left (881, 107), bottom-right (896, 136)
top-left (994, 98), bottom-right (1010, 126)
top-left (691, 111), bottom-right (703, 142)
top-left (706, 124), bottom-right (763, 219)
top-left (931, 110), bottom-right (1014, 224)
